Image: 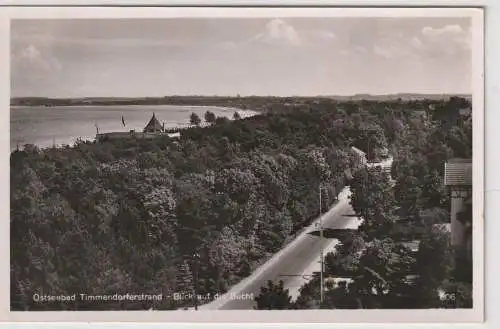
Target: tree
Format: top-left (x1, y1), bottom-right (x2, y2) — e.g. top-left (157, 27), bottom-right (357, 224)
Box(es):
top-left (204, 111), bottom-right (216, 124)
top-left (346, 238), bottom-right (417, 309)
top-left (254, 280), bottom-right (292, 310)
top-left (322, 281), bottom-right (359, 309)
top-left (394, 174), bottom-right (424, 220)
top-left (214, 168), bottom-right (259, 205)
top-left (175, 260), bottom-right (194, 295)
top-left (190, 112), bottom-right (201, 126)
top-left (246, 153), bottom-right (291, 210)
top-left (353, 124), bottom-right (388, 161)
top-left (416, 225), bottom-right (454, 287)
top-left (233, 112), bottom-right (241, 120)
top-left (349, 167), bottom-right (397, 240)
top-left (419, 207), bottom-right (449, 227)
top-left (208, 226), bottom-right (248, 292)
top-left (215, 116), bottom-right (230, 125)
top-left (350, 168), bottom-right (394, 218)
top-left (174, 174), bottom-right (216, 254)
top-left (432, 97), bottom-right (470, 127)
top-left (446, 125), bottom-right (473, 158)
top-left (325, 234), bottom-right (365, 276)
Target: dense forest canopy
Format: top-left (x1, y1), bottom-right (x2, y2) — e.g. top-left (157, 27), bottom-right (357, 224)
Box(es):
top-left (292, 96), bottom-right (472, 310)
top-left (10, 96), bottom-right (472, 310)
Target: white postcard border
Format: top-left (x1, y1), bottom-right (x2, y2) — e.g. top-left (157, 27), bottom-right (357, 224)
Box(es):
top-left (0, 5), bottom-right (485, 324)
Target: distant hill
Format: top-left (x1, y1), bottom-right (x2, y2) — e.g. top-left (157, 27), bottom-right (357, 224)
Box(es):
top-left (11, 93), bottom-right (472, 107)
top-left (323, 93), bottom-right (472, 101)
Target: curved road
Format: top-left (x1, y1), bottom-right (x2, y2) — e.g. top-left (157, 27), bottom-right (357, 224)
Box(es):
top-left (197, 157), bottom-right (392, 310)
top-left (198, 187), bottom-right (360, 310)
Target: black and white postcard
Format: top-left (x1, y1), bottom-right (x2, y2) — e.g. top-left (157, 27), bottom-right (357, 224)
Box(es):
top-left (0, 6), bottom-right (484, 323)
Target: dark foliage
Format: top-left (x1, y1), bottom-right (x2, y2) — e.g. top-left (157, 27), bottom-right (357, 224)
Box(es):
top-left (11, 96), bottom-right (472, 310)
top-left (254, 280), bottom-right (292, 310)
top-left (292, 96), bottom-right (473, 309)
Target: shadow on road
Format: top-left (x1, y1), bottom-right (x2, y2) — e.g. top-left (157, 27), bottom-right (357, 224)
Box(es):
top-left (307, 228), bottom-right (358, 240)
top-left (343, 213), bottom-right (359, 217)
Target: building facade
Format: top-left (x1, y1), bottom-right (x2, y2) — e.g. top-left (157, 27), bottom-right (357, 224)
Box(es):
top-left (96, 113), bottom-right (168, 142)
top-left (444, 159), bottom-right (472, 255)
top-left (351, 146), bottom-right (367, 167)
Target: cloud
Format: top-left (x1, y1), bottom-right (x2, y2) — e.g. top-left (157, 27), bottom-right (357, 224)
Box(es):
top-left (371, 32), bottom-right (417, 60)
top-left (248, 19), bottom-right (337, 48)
top-left (411, 36), bottom-right (423, 49)
top-left (306, 29), bottom-right (336, 42)
top-left (422, 24), bottom-right (464, 37)
top-left (371, 23), bottom-right (471, 60)
top-left (19, 44), bottom-right (42, 62)
top-left (373, 45), bottom-right (394, 59)
top-left (420, 24), bottom-right (470, 55)
top-left (339, 49), bottom-right (351, 57)
top-left (219, 40), bottom-right (238, 50)
top-left (15, 44), bottom-right (61, 72)
top-left (373, 44), bottom-right (416, 59)
top-left (11, 44), bottom-right (62, 86)
top-left (252, 19), bottom-right (302, 46)
top-left (12, 29), bottom-right (192, 50)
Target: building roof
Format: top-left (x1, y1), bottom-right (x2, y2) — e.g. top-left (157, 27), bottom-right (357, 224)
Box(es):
top-left (351, 146), bottom-right (366, 157)
top-left (444, 159), bottom-right (472, 186)
top-left (143, 113), bottom-right (163, 133)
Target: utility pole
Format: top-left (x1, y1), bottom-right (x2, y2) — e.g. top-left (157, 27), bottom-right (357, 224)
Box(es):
top-left (193, 252), bottom-right (200, 310)
top-left (367, 136), bottom-right (371, 162)
top-left (319, 184), bottom-right (324, 305)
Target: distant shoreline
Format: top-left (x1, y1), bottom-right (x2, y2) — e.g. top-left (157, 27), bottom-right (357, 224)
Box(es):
top-left (10, 94), bottom-right (472, 108)
top-left (10, 104), bottom-right (249, 111)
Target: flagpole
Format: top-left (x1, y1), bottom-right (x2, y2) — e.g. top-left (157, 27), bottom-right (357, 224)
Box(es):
top-left (319, 183), bottom-right (324, 305)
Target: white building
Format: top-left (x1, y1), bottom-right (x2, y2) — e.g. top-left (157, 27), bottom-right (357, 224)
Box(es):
top-left (444, 159), bottom-right (472, 252)
top-left (351, 146), bottom-right (367, 166)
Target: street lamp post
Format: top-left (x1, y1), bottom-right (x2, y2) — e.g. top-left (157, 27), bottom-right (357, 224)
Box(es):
top-left (319, 184), bottom-right (324, 305)
top-left (193, 252), bottom-right (200, 310)
top-left (367, 137), bottom-right (371, 162)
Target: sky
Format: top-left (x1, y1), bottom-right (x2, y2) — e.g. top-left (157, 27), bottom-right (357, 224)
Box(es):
top-left (10, 17), bottom-right (472, 98)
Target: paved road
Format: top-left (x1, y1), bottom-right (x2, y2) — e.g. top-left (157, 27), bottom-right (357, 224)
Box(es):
top-left (198, 187), bottom-right (361, 310)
